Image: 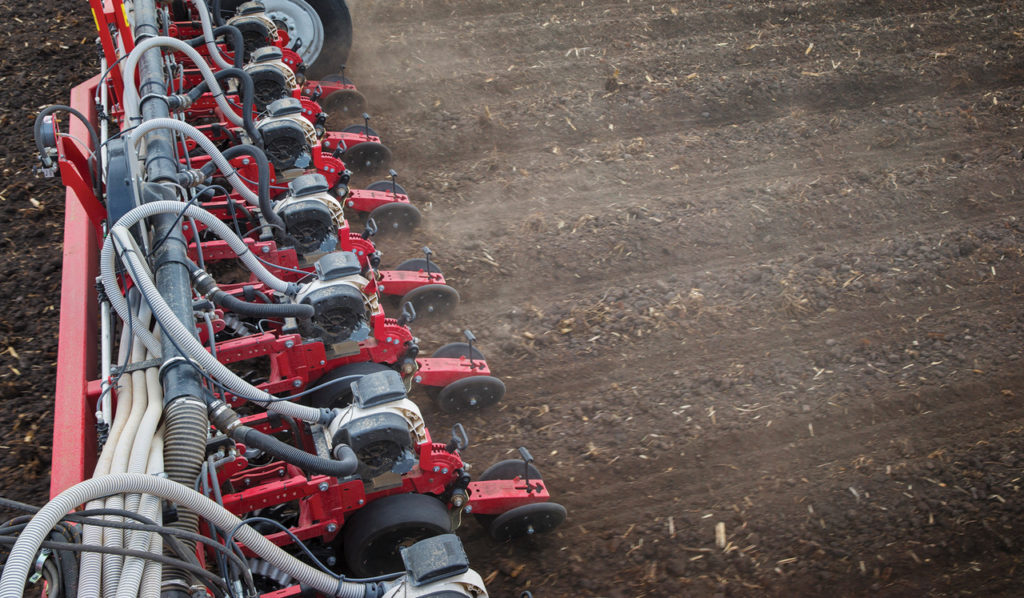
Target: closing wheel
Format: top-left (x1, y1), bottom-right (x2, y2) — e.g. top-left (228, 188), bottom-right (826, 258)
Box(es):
top-left (435, 375), bottom-right (504, 413)
top-left (473, 459), bottom-right (544, 530)
top-left (342, 493), bottom-right (451, 576)
top-left (343, 142), bottom-right (392, 176)
top-left (321, 89), bottom-right (367, 124)
top-left (400, 284), bottom-right (459, 319)
top-left (431, 342), bottom-right (485, 361)
top-left (366, 180), bottom-right (408, 196)
top-left (305, 361), bottom-right (391, 408)
top-left (368, 202), bottom-right (421, 234)
top-left (394, 257), bottom-right (442, 276)
top-left (488, 502), bottom-right (566, 541)
top-left (343, 124), bottom-right (379, 138)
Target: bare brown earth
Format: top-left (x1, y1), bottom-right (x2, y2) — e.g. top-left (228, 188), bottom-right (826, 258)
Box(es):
top-left (3, 0), bottom-right (1024, 596)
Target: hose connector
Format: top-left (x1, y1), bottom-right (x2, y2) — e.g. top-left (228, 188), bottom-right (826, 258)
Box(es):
top-left (208, 399), bottom-right (242, 434)
top-left (190, 267), bottom-right (218, 296)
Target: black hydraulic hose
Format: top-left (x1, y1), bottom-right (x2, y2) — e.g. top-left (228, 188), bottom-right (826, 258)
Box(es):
top-left (232, 425), bottom-right (359, 477)
top-left (201, 144), bottom-right (286, 230)
top-left (186, 68), bottom-right (260, 143)
top-left (210, 288), bottom-right (315, 318)
top-left (185, 24), bottom-right (245, 68)
top-left (212, 0), bottom-right (225, 26)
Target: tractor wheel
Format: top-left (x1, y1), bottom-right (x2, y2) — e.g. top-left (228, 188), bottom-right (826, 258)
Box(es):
top-left (321, 89), bottom-right (367, 125)
top-left (262, 0), bottom-right (325, 68)
top-left (342, 142), bottom-right (392, 176)
top-left (342, 493), bottom-right (451, 576)
top-left (487, 502), bottom-right (566, 541)
top-left (434, 375), bottom-right (504, 413)
top-left (399, 284), bottom-right (459, 319)
top-left (368, 202), bottom-right (421, 235)
top-left (301, 0), bottom-right (353, 80)
top-left (305, 361), bottom-right (392, 408)
top-left (394, 257), bottom-right (441, 275)
top-left (366, 180), bottom-right (408, 196)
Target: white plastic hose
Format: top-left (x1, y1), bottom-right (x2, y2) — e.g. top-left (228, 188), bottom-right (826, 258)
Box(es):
top-left (190, 0), bottom-right (234, 70)
top-left (0, 474), bottom-right (367, 598)
top-left (108, 225), bottom-right (323, 423)
top-left (129, 118), bottom-right (261, 207)
top-left (122, 37), bottom-right (242, 126)
top-left (139, 428), bottom-right (165, 598)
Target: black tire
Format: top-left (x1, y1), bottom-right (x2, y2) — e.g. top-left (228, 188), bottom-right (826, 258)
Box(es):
top-left (303, 0), bottom-right (353, 80)
top-left (342, 493), bottom-right (451, 576)
top-left (478, 459), bottom-right (543, 483)
top-left (342, 124), bottom-right (379, 138)
top-left (431, 342), bottom-right (485, 361)
top-left (399, 284), bottom-right (459, 319)
top-left (366, 180), bottom-right (408, 196)
top-left (305, 361), bottom-right (391, 408)
top-left (342, 141), bottom-right (392, 176)
top-left (321, 89), bottom-right (367, 125)
top-left (368, 202), bottom-right (421, 234)
top-left (394, 257), bottom-right (441, 275)
top-left (435, 375), bottom-right (504, 413)
top-left (487, 502), bottom-right (566, 541)
top-left (473, 459), bottom-right (544, 530)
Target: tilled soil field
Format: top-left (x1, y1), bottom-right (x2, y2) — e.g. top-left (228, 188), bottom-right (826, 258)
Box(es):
top-left (2, 0), bottom-right (1024, 596)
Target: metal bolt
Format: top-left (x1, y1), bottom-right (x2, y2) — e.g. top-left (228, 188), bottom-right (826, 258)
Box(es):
top-left (433, 466), bottom-right (440, 472)
top-left (326, 523), bottom-right (337, 533)
top-left (358, 499), bottom-right (364, 505)
top-left (327, 557), bottom-right (337, 566)
top-left (292, 379), bottom-right (301, 388)
top-left (285, 340), bottom-right (294, 348)
top-left (414, 376), bottom-right (422, 383)
top-left (464, 505), bottom-right (473, 513)
top-left (261, 246), bottom-right (271, 254)
top-left (277, 469), bottom-right (286, 477)
top-left (348, 201), bottom-right (355, 207)
top-left (242, 158), bottom-right (250, 166)
top-left (320, 360), bottom-right (326, 365)
top-left (442, 468), bottom-right (448, 474)
top-left (243, 478), bottom-right (251, 487)
top-left (318, 482), bottom-right (329, 492)
top-left (526, 525), bottom-right (535, 535)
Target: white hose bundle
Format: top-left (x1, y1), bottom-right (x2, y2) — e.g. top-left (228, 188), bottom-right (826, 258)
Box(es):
top-left (0, 474), bottom-right (368, 598)
top-left (122, 37), bottom-right (242, 126)
top-left (100, 200), bottom-right (323, 423)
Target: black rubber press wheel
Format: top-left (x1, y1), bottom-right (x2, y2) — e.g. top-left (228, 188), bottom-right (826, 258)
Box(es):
top-left (488, 502), bottom-right (566, 541)
top-left (368, 202), bottom-right (421, 234)
top-left (342, 493), bottom-right (451, 576)
top-left (435, 375), bottom-right (504, 413)
top-left (400, 284), bottom-right (459, 319)
top-left (321, 88), bottom-right (367, 125)
top-left (343, 142), bottom-right (392, 176)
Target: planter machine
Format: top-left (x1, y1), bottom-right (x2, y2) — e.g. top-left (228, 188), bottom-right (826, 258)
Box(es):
top-left (0, 1), bottom-right (568, 597)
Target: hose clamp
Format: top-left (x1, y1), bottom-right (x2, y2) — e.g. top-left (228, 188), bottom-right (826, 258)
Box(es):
top-left (157, 355), bottom-right (199, 384)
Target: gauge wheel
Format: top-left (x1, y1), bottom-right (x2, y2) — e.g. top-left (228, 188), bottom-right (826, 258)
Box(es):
top-left (434, 375), bottom-right (504, 413)
top-left (400, 284), bottom-right (459, 319)
top-left (305, 361), bottom-right (392, 408)
top-left (342, 493), bottom-right (451, 576)
top-left (487, 502), bottom-right (567, 542)
top-left (368, 202), bottom-right (421, 235)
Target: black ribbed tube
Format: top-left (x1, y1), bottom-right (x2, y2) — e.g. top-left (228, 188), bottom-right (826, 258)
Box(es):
top-left (233, 426), bottom-right (359, 477)
top-left (209, 289), bottom-right (315, 318)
